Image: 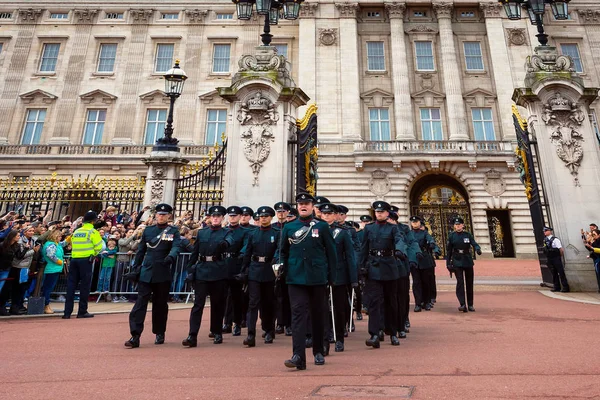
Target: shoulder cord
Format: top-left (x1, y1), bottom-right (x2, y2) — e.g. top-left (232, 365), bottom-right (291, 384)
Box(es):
top-left (146, 226), bottom-right (172, 250)
top-left (289, 221), bottom-right (316, 245)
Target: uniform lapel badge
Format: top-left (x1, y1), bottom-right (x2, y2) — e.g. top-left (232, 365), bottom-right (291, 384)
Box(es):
top-left (294, 229), bottom-right (304, 238)
top-left (312, 229), bottom-right (319, 238)
top-left (333, 228), bottom-right (340, 239)
top-left (271, 236), bottom-right (275, 243)
top-left (463, 238), bottom-right (470, 243)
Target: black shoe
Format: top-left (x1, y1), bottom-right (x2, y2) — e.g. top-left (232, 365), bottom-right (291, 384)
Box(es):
top-left (561, 288), bottom-right (570, 293)
top-left (285, 326), bottom-right (292, 336)
top-left (244, 334), bottom-right (256, 347)
top-left (241, 320), bottom-right (247, 328)
top-left (9, 307), bottom-right (26, 315)
top-left (468, 306), bottom-right (475, 312)
top-left (155, 333), bottom-right (165, 345)
top-left (208, 331), bottom-right (215, 338)
top-left (335, 341), bottom-right (344, 352)
top-left (414, 305), bottom-right (422, 312)
top-left (182, 335), bottom-right (198, 347)
top-left (62, 315), bottom-right (71, 319)
top-left (232, 324), bottom-right (241, 336)
top-left (305, 337), bottom-right (313, 348)
top-left (264, 332), bottom-right (274, 344)
top-left (365, 335), bottom-right (381, 348)
top-left (350, 322), bottom-right (355, 333)
top-left (424, 303), bottom-right (432, 311)
top-left (344, 330), bottom-right (348, 338)
top-left (213, 334), bottom-right (223, 344)
top-left (0, 308), bottom-right (9, 316)
top-left (404, 327), bottom-right (410, 333)
top-left (399, 331), bottom-right (407, 339)
top-left (390, 335), bottom-right (400, 346)
top-left (76, 313), bottom-right (94, 319)
top-left (327, 331), bottom-right (335, 343)
top-left (125, 335), bottom-right (140, 348)
top-left (314, 353), bottom-right (325, 365)
top-left (356, 312), bottom-right (363, 321)
top-left (550, 288), bottom-right (560, 292)
top-left (275, 325), bottom-right (284, 334)
top-left (284, 354), bottom-right (306, 370)
top-left (405, 321), bottom-right (411, 328)
top-left (378, 330), bottom-right (384, 341)
top-left (432, 298), bottom-right (436, 304)
top-left (323, 341), bottom-right (330, 357)
top-left (458, 305), bottom-right (468, 313)
top-left (222, 324), bottom-right (232, 334)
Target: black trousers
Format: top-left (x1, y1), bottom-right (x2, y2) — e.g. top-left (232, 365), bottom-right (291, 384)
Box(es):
top-left (276, 281), bottom-right (291, 328)
top-left (247, 280), bottom-right (275, 335)
top-left (129, 281), bottom-right (170, 336)
top-left (397, 276), bottom-right (409, 332)
top-left (332, 285), bottom-right (348, 343)
top-left (189, 280), bottom-right (228, 336)
top-left (412, 267), bottom-right (434, 306)
top-left (354, 284), bottom-right (363, 313)
top-left (64, 258), bottom-right (93, 317)
top-left (455, 267), bottom-right (474, 307)
top-left (547, 257), bottom-right (570, 291)
top-left (223, 279), bottom-right (244, 326)
top-left (430, 268), bottom-right (438, 300)
top-left (366, 279), bottom-right (398, 336)
top-left (288, 284), bottom-right (326, 362)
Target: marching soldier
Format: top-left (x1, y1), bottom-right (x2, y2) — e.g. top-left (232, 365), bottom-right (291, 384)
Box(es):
top-left (273, 201), bottom-right (292, 335)
top-left (240, 206), bottom-right (258, 230)
top-left (409, 216), bottom-right (438, 312)
top-left (446, 217), bottom-right (481, 313)
top-left (359, 201), bottom-right (407, 348)
top-left (182, 206), bottom-right (234, 347)
top-left (319, 203), bottom-right (357, 352)
top-left (287, 207), bottom-right (299, 222)
top-left (273, 202), bottom-right (291, 229)
top-left (280, 193), bottom-right (337, 370)
top-left (354, 215), bottom-right (372, 321)
top-left (238, 206), bottom-right (280, 347)
top-left (314, 196), bottom-right (330, 220)
top-left (125, 204), bottom-right (181, 348)
top-left (422, 223), bottom-right (441, 304)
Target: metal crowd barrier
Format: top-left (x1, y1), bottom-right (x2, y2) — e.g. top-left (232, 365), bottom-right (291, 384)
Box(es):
top-left (51, 252), bottom-right (195, 303)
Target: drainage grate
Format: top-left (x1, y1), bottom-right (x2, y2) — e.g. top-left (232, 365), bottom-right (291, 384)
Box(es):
top-left (311, 385), bottom-right (414, 398)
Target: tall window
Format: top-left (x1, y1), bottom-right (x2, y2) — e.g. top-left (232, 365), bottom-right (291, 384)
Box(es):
top-left (155, 44), bottom-right (174, 73)
top-left (471, 108), bottom-right (496, 140)
top-left (369, 108), bottom-right (391, 141)
top-left (144, 109), bottom-right (167, 145)
top-left (464, 42), bottom-right (484, 71)
top-left (420, 108), bottom-right (443, 140)
top-left (206, 110), bottom-right (227, 145)
top-left (366, 41), bottom-right (385, 71)
top-left (590, 110), bottom-right (600, 145)
top-left (39, 43), bottom-right (60, 72)
top-left (97, 44), bottom-right (117, 73)
top-left (274, 44), bottom-right (288, 58)
top-left (560, 44), bottom-right (583, 73)
top-left (212, 44), bottom-right (231, 73)
top-left (415, 41), bottom-right (434, 71)
top-left (21, 109), bottom-right (46, 145)
top-left (82, 110), bottom-right (106, 145)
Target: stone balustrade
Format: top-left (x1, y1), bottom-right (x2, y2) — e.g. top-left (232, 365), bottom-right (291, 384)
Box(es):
top-left (0, 144), bottom-right (217, 157)
top-left (353, 140), bottom-right (516, 155)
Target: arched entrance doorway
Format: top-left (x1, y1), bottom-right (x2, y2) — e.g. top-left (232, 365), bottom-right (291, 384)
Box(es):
top-left (410, 174), bottom-right (472, 257)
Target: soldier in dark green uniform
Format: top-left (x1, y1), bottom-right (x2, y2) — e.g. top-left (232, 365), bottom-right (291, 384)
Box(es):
top-left (287, 207), bottom-right (298, 222)
top-left (446, 217), bottom-right (481, 313)
top-left (319, 203), bottom-right (357, 352)
top-left (281, 193), bottom-right (337, 370)
top-left (125, 203), bottom-right (182, 348)
top-left (314, 196), bottom-right (330, 220)
top-left (238, 206), bottom-right (280, 347)
top-left (359, 201), bottom-right (407, 348)
top-left (240, 206), bottom-right (257, 230)
top-left (273, 201), bottom-right (292, 335)
top-left (355, 215), bottom-right (372, 321)
top-left (182, 206), bottom-right (234, 347)
top-left (409, 216), bottom-right (438, 312)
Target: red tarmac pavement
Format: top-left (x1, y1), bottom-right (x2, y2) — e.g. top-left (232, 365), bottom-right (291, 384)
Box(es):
top-left (1, 290), bottom-right (599, 400)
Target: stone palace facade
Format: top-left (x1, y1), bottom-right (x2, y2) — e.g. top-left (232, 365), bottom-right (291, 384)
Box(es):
top-left (1, 0), bottom-right (600, 258)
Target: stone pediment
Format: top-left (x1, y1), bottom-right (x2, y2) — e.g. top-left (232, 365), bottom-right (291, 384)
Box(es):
top-left (80, 89), bottom-right (117, 104)
top-left (411, 88), bottom-right (445, 99)
top-left (19, 89), bottom-right (58, 104)
top-left (139, 89), bottom-right (169, 104)
top-left (411, 88), bottom-right (445, 108)
top-left (361, 88), bottom-right (394, 107)
top-left (199, 89), bottom-right (228, 105)
top-left (463, 88), bottom-right (497, 107)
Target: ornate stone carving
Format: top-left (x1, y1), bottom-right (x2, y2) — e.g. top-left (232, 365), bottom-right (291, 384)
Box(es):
top-left (238, 52), bottom-right (284, 72)
top-left (318, 29), bottom-right (337, 46)
top-left (484, 169), bottom-right (506, 197)
top-left (526, 46), bottom-right (575, 73)
top-left (506, 28), bottom-right (527, 46)
top-left (73, 9), bottom-right (98, 24)
top-left (150, 180), bottom-right (165, 206)
top-left (405, 25), bottom-right (438, 34)
top-left (430, 159), bottom-right (440, 170)
top-left (185, 9), bottom-right (208, 23)
top-left (578, 9), bottom-right (600, 24)
top-left (420, 74), bottom-right (435, 89)
top-left (18, 8), bottom-right (42, 23)
top-left (299, 3), bottom-right (319, 18)
top-left (130, 9), bottom-right (154, 24)
top-left (541, 93), bottom-right (586, 186)
top-left (468, 160), bottom-right (477, 172)
top-left (237, 91), bottom-right (279, 125)
top-left (433, 2), bottom-right (453, 19)
top-left (369, 169), bottom-right (392, 196)
top-left (479, 3), bottom-right (503, 18)
top-left (152, 166), bottom-right (166, 179)
top-left (385, 3), bottom-right (407, 19)
top-left (355, 161), bottom-right (364, 172)
top-left (335, 3), bottom-right (360, 18)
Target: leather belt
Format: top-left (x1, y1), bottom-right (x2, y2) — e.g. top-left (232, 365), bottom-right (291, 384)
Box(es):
top-left (223, 252), bottom-right (240, 259)
top-left (200, 255), bottom-right (220, 262)
top-left (252, 255), bottom-right (272, 263)
top-left (369, 250), bottom-right (393, 257)
top-left (454, 249), bottom-right (466, 254)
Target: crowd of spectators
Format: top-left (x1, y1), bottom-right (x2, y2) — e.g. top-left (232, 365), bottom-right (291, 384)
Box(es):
top-left (582, 223), bottom-right (600, 292)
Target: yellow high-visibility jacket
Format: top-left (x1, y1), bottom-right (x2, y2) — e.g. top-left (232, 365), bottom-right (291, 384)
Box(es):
top-left (71, 223), bottom-right (104, 259)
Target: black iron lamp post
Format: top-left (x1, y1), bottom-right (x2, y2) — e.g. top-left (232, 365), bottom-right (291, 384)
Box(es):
top-left (155, 59), bottom-right (188, 151)
top-left (232, 0), bottom-right (304, 46)
top-left (499, 0), bottom-right (570, 46)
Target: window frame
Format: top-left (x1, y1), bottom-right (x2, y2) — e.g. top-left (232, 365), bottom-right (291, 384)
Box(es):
top-left (49, 12), bottom-right (69, 20)
top-left (154, 43), bottom-right (175, 73)
top-left (212, 43), bottom-right (232, 74)
top-left (471, 107), bottom-right (496, 141)
top-left (97, 43), bottom-right (118, 73)
top-left (216, 13), bottom-right (234, 20)
top-left (205, 109), bottom-right (228, 145)
top-left (419, 108), bottom-right (444, 141)
top-left (39, 43), bottom-right (61, 73)
top-left (160, 12), bottom-right (179, 20)
top-left (0, 12), bottom-right (13, 20)
top-left (104, 12), bottom-right (124, 20)
top-left (368, 108), bottom-right (391, 141)
top-left (144, 109), bottom-right (168, 145)
top-left (273, 43), bottom-right (288, 59)
top-left (81, 109), bottom-right (107, 145)
top-left (463, 41), bottom-right (485, 72)
top-left (559, 43), bottom-right (584, 73)
top-left (414, 41), bottom-right (435, 72)
top-left (366, 41), bottom-right (386, 72)
top-left (590, 109), bottom-right (600, 146)
top-left (21, 109), bottom-right (47, 145)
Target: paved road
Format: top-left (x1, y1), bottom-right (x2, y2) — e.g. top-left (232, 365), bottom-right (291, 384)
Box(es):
top-left (1, 290), bottom-right (598, 400)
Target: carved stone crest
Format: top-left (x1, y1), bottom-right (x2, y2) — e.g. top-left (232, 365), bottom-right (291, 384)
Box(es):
top-left (526, 46), bottom-right (575, 73)
top-left (319, 29), bottom-right (337, 46)
top-left (152, 166), bottom-right (165, 179)
top-left (484, 169), bottom-right (506, 197)
top-left (506, 28), bottom-right (527, 46)
top-left (237, 91), bottom-right (279, 125)
top-left (150, 180), bottom-right (165, 206)
top-left (541, 93), bottom-right (586, 186)
top-left (368, 169), bottom-right (391, 197)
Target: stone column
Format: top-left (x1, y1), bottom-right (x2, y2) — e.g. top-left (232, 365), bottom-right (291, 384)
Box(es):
top-left (297, 3), bottom-right (318, 117)
top-left (218, 46), bottom-right (309, 208)
top-left (513, 46), bottom-right (600, 291)
top-left (385, 2), bottom-right (414, 139)
top-left (142, 152), bottom-right (189, 207)
top-left (480, 3), bottom-right (516, 140)
top-left (336, 3), bottom-right (362, 140)
top-left (433, 2), bottom-right (469, 140)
